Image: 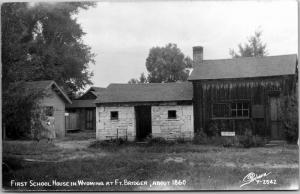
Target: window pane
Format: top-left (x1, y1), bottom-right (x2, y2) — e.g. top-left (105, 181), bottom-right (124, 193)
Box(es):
top-left (237, 103), bottom-right (242, 109)
top-left (111, 111), bottom-right (118, 120)
top-left (243, 110), bottom-right (249, 117)
top-left (237, 110), bottom-right (243, 116)
top-left (168, 110), bottom-right (177, 119)
top-left (243, 103), bottom-right (249, 109)
top-left (213, 103), bottom-right (230, 118)
top-left (44, 106), bottom-right (54, 116)
top-left (231, 110), bottom-right (237, 117)
top-left (231, 103), bottom-right (236, 109)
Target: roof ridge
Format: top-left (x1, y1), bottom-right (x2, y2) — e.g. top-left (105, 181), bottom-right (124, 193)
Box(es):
top-left (202, 54), bottom-right (297, 62)
top-left (109, 82), bottom-right (190, 85)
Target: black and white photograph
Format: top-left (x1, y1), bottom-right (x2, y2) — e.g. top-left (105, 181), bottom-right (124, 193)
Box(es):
top-left (1, 0), bottom-right (299, 191)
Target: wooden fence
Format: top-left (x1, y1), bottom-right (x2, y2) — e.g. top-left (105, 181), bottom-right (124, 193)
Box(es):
top-left (65, 113), bottom-right (80, 131)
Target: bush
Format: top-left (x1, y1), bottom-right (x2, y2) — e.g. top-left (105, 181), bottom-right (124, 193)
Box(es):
top-left (280, 94), bottom-right (298, 144)
top-left (3, 82), bottom-right (46, 139)
top-left (206, 122), bottom-right (219, 137)
top-left (175, 137), bottom-right (186, 144)
top-left (193, 128), bottom-right (209, 144)
top-left (238, 135), bottom-right (265, 148)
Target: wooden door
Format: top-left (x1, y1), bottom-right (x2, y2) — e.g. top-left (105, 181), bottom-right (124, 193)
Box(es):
top-left (85, 109), bottom-right (95, 130)
top-left (269, 96), bottom-right (284, 139)
top-left (135, 106), bottom-right (152, 141)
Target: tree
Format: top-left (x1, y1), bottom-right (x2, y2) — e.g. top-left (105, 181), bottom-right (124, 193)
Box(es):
top-left (280, 93), bottom-right (298, 143)
top-left (1, 2), bottom-right (96, 97)
top-left (145, 43), bottom-right (192, 83)
top-left (229, 30), bottom-right (268, 58)
top-left (2, 82), bottom-right (46, 139)
top-left (2, 2), bottom-right (95, 139)
top-left (128, 73), bottom-right (147, 84)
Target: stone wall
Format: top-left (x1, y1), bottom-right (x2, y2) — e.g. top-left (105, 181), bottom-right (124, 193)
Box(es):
top-left (96, 104), bottom-right (194, 141)
top-left (96, 106), bottom-right (136, 141)
top-left (152, 105), bottom-right (194, 140)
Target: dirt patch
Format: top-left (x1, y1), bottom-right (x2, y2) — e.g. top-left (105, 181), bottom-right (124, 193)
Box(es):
top-left (54, 140), bottom-right (95, 150)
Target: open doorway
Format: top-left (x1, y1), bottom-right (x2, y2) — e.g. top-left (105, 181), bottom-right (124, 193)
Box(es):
top-left (135, 106), bottom-right (152, 141)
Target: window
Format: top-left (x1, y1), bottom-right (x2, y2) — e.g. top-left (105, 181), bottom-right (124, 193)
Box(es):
top-left (212, 103), bottom-right (231, 118)
top-left (110, 111), bottom-right (119, 120)
top-left (212, 102), bottom-right (249, 118)
top-left (168, 110), bottom-right (177, 119)
top-left (231, 102), bottom-right (249, 117)
top-left (44, 106), bottom-right (54, 117)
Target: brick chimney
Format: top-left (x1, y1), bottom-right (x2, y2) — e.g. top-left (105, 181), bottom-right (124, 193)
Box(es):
top-left (193, 46), bottom-right (203, 68)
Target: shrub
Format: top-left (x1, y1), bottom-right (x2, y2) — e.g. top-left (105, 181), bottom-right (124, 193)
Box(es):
top-left (206, 121), bottom-right (219, 137)
top-left (237, 135), bottom-right (265, 148)
top-left (193, 128), bottom-right (209, 145)
top-left (175, 136), bottom-right (186, 144)
top-left (221, 137), bottom-right (235, 147)
top-left (280, 94), bottom-right (298, 144)
top-left (3, 82), bottom-right (46, 139)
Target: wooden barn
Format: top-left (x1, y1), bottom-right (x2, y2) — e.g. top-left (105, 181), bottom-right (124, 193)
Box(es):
top-left (66, 87), bottom-right (105, 131)
top-left (189, 46), bottom-right (298, 140)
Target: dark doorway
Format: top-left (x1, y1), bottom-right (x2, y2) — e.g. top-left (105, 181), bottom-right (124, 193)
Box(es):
top-left (135, 106), bottom-right (152, 141)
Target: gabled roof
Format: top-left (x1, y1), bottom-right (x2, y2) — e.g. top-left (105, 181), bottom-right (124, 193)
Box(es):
top-left (23, 80), bottom-right (72, 104)
top-left (188, 54), bottom-right (297, 80)
top-left (96, 82), bottom-right (193, 104)
top-left (89, 87), bottom-right (106, 98)
top-left (77, 86), bottom-right (106, 100)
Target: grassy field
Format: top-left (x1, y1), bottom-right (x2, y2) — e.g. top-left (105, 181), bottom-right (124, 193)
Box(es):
top-left (2, 139), bottom-right (299, 191)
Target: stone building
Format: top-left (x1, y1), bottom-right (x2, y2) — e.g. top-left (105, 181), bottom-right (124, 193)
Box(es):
top-left (95, 82), bottom-right (193, 141)
top-left (95, 46), bottom-right (297, 141)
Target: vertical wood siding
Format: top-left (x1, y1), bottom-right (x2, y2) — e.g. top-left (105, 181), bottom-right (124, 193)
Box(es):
top-left (192, 75), bottom-right (296, 137)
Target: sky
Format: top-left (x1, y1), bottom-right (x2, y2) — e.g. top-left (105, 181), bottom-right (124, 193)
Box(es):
top-left (76, 0), bottom-right (298, 88)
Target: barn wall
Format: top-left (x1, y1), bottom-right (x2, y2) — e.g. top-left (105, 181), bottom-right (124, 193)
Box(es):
top-left (40, 88), bottom-right (66, 138)
top-left (193, 76), bottom-right (296, 137)
top-left (96, 106), bottom-right (136, 141)
top-left (152, 105), bottom-right (194, 140)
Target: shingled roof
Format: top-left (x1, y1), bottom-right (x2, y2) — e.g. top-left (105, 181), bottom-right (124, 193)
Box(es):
top-left (188, 54), bottom-right (297, 80)
top-left (96, 82), bottom-right (193, 104)
top-left (22, 80), bottom-right (72, 104)
top-left (89, 87), bottom-right (106, 98)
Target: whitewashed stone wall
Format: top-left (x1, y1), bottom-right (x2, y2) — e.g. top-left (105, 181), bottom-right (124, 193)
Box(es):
top-left (96, 104), bottom-right (194, 141)
top-left (96, 106), bottom-right (136, 141)
top-left (151, 105), bottom-right (194, 140)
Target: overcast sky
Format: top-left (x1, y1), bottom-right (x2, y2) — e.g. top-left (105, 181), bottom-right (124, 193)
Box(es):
top-left (76, 0), bottom-right (298, 88)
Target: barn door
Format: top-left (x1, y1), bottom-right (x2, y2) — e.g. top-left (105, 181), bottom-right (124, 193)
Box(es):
top-left (135, 106), bottom-right (152, 141)
top-left (85, 109), bottom-right (95, 130)
top-left (269, 96), bottom-right (284, 139)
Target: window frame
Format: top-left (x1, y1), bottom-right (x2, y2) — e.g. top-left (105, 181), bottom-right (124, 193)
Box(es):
top-left (211, 101), bottom-right (250, 119)
top-left (44, 106), bottom-right (54, 117)
top-left (168, 110), bottom-right (177, 119)
top-left (110, 111), bottom-right (119, 120)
